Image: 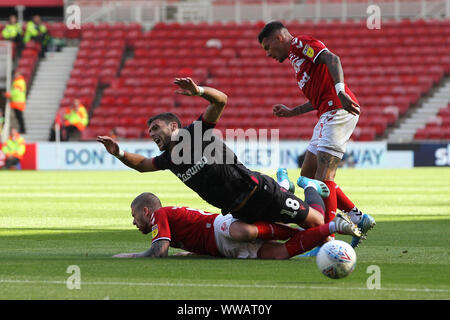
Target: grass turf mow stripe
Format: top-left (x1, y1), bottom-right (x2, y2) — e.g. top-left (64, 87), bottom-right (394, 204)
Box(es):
top-left (0, 168), bottom-right (449, 299)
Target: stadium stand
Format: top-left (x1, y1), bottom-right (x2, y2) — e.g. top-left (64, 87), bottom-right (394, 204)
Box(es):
top-left (40, 18), bottom-right (450, 141)
top-left (414, 103), bottom-right (450, 140)
top-left (0, 21), bottom-right (42, 88)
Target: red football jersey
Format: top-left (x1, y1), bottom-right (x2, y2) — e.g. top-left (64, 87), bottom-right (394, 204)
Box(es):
top-left (150, 206), bottom-right (220, 256)
top-left (288, 35), bottom-right (358, 117)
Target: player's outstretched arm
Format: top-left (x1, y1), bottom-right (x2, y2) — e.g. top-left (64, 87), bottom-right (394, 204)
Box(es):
top-left (174, 77), bottom-right (227, 124)
top-left (273, 102), bottom-right (314, 118)
top-left (97, 136), bottom-right (158, 172)
top-left (112, 240), bottom-right (170, 258)
top-left (174, 251), bottom-right (197, 256)
top-left (315, 50), bottom-right (360, 116)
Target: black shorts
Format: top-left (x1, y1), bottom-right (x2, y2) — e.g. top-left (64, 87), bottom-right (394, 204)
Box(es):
top-left (231, 173), bottom-right (310, 224)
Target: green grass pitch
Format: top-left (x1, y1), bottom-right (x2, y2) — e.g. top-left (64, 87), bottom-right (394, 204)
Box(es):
top-left (0, 168), bottom-right (449, 300)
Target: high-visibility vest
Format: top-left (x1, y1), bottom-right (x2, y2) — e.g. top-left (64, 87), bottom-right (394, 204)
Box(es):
top-left (23, 21), bottom-right (48, 43)
top-left (9, 76), bottom-right (26, 111)
top-left (2, 23), bottom-right (23, 40)
top-left (1, 132), bottom-right (26, 160)
top-left (64, 104), bottom-right (89, 131)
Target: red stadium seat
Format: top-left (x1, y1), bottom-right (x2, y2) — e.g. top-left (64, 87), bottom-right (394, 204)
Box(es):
top-left (56, 20), bottom-right (450, 140)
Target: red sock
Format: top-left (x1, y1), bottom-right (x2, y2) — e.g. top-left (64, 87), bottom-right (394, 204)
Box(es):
top-left (323, 180), bottom-right (337, 224)
top-left (284, 224), bottom-right (330, 257)
top-left (253, 221), bottom-right (297, 240)
top-left (336, 185), bottom-right (355, 212)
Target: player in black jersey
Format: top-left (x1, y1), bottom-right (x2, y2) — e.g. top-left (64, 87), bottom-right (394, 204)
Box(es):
top-left (97, 77), bottom-right (327, 229)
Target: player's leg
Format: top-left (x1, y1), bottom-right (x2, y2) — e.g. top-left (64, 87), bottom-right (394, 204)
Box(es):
top-left (275, 151), bottom-right (317, 194)
top-left (336, 184), bottom-right (361, 223)
top-left (299, 110), bottom-right (360, 213)
top-left (257, 213), bottom-right (361, 259)
top-left (270, 172), bottom-right (328, 228)
top-left (276, 168), bottom-right (295, 193)
top-left (313, 109), bottom-right (358, 224)
top-left (234, 174), bottom-right (325, 228)
top-left (213, 214), bottom-right (267, 259)
top-left (299, 157), bottom-right (369, 226)
top-left (299, 159), bottom-right (366, 223)
top-left (228, 220), bottom-right (297, 242)
top-left (335, 184), bottom-right (376, 240)
top-left (315, 109), bottom-right (376, 246)
top-left (273, 183), bottom-right (325, 229)
top-left (299, 150), bottom-right (317, 179)
top-left (315, 150), bottom-right (340, 225)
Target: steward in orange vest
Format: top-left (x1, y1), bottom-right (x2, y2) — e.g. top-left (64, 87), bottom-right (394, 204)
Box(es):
top-left (4, 71), bottom-right (27, 133)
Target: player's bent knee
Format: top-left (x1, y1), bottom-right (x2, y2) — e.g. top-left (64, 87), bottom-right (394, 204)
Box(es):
top-left (304, 207), bottom-right (324, 228)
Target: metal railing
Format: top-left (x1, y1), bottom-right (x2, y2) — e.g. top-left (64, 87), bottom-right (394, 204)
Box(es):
top-left (64, 0), bottom-right (450, 25)
top-left (0, 41), bottom-right (12, 143)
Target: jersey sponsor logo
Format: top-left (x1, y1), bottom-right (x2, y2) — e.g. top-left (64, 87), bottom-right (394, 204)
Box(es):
top-left (176, 156), bottom-right (208, 182)
top-left (151, 224), bottom-right (158, 239)
top-left (303, 44), bottom-right (315, 58)
top-left (298, 72), bottom-right (310, 89)
top-left (280, 209), bottom-right (298, 218)
top-left (291, 57), bottom-right (305, 74)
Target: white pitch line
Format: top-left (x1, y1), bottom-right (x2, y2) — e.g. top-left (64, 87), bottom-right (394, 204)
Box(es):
top-left (0, 279), bottom-right (449, 293)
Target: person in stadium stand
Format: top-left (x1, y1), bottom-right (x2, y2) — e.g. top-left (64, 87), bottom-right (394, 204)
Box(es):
top-left (1, 127), bottom-right (26, 170)
top-left (112, 192), bottom-right (360, 259)
top-left (62, 99), bottom-right (89, 141)
top-left (0, 109), bottom-right (4, 133)
top-left (258, 21), bottom-right (375, 248)
top-left (98, 77), bottom-right (336, 231)
top-left (1, 15), bottom-right (24, 57)
top-left (24, 15), bottom-right (49, 58)
top-left (4, 71), bottom-right (27, 134)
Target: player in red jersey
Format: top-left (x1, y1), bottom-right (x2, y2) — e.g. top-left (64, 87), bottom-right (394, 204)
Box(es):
top-left (112, 192), bottom-right (360, 259)
top-left (258, 21), bottom-right (375, 248)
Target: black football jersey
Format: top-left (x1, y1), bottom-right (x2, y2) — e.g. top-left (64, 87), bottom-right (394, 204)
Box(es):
top-left (152, 115), bottom-right (259, 213)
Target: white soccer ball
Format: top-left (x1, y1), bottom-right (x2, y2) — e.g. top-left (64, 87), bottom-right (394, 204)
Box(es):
top-left (316, 240), bottom-right (357, 279)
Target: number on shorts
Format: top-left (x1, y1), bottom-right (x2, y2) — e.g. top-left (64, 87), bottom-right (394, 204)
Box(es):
top-left (286, 198), bottom-right (300, 211)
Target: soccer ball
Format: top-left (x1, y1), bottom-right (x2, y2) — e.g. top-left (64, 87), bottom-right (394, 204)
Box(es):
top-left (316, 240), bottom-right (357, 279)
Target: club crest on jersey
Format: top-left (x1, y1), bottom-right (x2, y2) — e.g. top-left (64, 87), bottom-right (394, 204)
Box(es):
top-left (303, 44), bottom-right (314, 58)
top-left (151, 224), bottom-right (158, 238)
top-left (221, 221), bottom-right (227, 232)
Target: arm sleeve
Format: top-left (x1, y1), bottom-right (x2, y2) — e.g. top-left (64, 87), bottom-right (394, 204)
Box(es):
top-left (151, 153), bottom-right (168, 170)
top-left (151, 209), bottom-right (171, 244)
top-left (200, 114), bottom-right (217, 130)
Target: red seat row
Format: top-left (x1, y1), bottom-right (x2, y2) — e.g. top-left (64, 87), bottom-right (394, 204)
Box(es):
top-left (50, 20), bottom-right (449, 141)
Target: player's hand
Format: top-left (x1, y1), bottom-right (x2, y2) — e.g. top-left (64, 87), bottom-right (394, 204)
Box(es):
top-left (174, 77), bottom-right (201, 96)
top-left (273, 104), bottom-right (294, 117)
top-left (174, 251), bottom-right (195, 256)
top-left (112, 253), bottom-right (137, 258)
top-left (97, 136), bottom-right (120, 156)
top-left (338, 92), bottom-right (360, 116)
